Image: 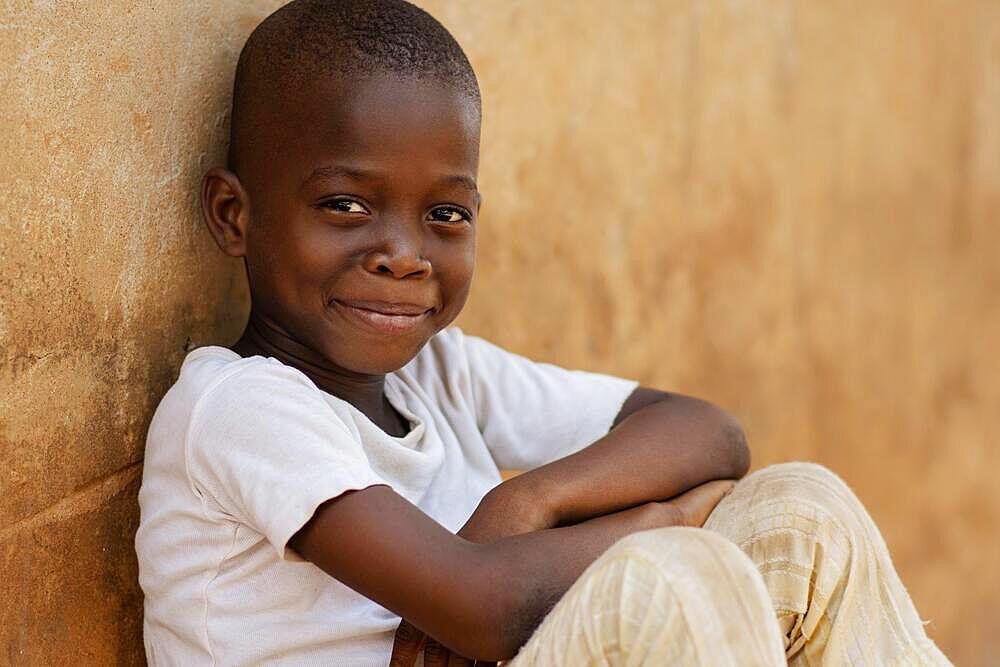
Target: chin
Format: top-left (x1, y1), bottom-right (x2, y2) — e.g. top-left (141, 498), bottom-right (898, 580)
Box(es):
top-left (327, 335), bottom-right (430, 375)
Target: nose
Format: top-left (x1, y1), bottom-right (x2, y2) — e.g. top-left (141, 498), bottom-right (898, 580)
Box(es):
top-left (362, 218), bottom-right (432, 279)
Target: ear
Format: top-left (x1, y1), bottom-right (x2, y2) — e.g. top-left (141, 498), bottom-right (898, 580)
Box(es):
top-left (201, 167), bottom-right (250, 257)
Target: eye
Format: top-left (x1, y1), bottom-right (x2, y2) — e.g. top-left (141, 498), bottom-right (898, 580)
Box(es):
top-left (428, 206), bottom-right (471, 224)
top-left (319, 198), bottom-right (370, 214)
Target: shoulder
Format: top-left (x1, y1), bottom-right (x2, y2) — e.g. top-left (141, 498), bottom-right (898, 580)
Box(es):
top-left (164, 346), bottom-right (342, 427)
top-left (147, 346), bottom-right (336, 456)
top-left (178, 346), bottom-right (318, 401)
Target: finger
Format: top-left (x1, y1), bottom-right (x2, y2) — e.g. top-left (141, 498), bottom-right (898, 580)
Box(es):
top-left (671, 479), bottom-right (737, 527)
top-left (423, 638), bottom-right (451, 667)
top-left (388, 620), bottom-right (426, 667)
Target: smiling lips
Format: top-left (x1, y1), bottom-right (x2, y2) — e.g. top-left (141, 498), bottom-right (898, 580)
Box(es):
top-left (331, 299), bottom-right (432, 334)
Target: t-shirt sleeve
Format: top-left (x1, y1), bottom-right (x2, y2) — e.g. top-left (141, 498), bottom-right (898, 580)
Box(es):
top-left (458, 331), bottom-right (639, 471)
top-left (184, 359), bottom-right (386, 560)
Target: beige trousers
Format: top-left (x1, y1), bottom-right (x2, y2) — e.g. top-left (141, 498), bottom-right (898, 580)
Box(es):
top-left (507, 463), bottom-right (951, 666)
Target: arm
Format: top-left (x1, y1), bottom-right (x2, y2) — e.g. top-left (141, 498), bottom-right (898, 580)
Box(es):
top-left (500, 386), bottom-right (750, 529)
top-left (290, 480), bottom-right (732, 661)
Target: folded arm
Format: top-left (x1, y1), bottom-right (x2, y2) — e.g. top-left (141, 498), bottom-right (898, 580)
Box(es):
top-left (291, 387), bottom-right (748, 661)
top-left (499, 386), bottom-right (750, 529)
top-left (290, 478), bottom-right (731, 661)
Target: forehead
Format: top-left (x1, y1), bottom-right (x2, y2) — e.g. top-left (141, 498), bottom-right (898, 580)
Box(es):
top-left (260, 72), bottom-right (481, 183)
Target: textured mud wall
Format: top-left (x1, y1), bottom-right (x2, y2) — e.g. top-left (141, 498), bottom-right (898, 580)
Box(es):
top-left (2, 1), bottom-right (997, 664)
top-left (1, 2), bottom-right (281, 663)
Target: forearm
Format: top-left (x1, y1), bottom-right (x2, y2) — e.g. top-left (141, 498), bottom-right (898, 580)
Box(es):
top-left (508, 393), bottom-right (749, 527)
top-left (293, 485), bottom-right (661, 661)
top-left (295, 482), bottom-right (730, 662)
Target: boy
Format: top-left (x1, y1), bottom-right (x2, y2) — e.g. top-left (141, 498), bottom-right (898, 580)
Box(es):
top-left (136, 1), bottom-right (951, 665)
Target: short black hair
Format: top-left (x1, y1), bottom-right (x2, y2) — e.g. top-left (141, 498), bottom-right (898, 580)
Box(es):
top-left (228, 0), bottom-right (481, 173)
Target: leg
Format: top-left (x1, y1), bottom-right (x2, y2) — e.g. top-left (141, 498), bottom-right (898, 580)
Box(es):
top-left (507, 526), bottom-right (786, 667)
top-left (704, 462), bottom-right (952, 666)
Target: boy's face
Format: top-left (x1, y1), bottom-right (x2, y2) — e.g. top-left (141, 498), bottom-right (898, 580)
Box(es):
top-left (233, 74), bottom-right (480, 375)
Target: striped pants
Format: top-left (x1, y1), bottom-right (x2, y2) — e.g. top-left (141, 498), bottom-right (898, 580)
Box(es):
top-left (508, 463), bottom-right (951, 666)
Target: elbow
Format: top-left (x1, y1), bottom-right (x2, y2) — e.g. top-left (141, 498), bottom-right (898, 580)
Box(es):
top-left (717, 409), bottom-right (751, 479)
top-left (662, 393), bottom-right (751, 481)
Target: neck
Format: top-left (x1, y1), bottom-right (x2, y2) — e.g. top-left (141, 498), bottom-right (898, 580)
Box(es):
top-left (231, 311), bottom-right (406, 435)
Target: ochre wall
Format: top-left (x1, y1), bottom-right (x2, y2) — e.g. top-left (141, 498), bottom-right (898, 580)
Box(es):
top-left (2, 1), bottom-right (997, 664)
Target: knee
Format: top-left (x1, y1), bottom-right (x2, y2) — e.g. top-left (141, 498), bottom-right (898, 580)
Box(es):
top-left (745, 462), bottom-right (860, 515)
top-left (604, 526), bottom-right (760, 583)
top-left (581, 528), bottom-right (767, 627)
top-left (752, 461), bottom-right (847, 488)
top-left (709, 461), bottom-right (871, 548)
top-left (544, 528), bottom-right (778, 661)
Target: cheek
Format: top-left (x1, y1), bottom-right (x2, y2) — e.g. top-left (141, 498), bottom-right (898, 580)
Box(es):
top-left (247, 223), bottom-right (329, 301)
top-left (244, 234), bottom-right (280, 299)
top-left (250, 236), bottom-right (298, 298)
top-left (438, 244), bottom-right (475, 302)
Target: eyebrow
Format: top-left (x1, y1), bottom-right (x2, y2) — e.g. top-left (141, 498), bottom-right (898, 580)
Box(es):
top-left (304, 165), bottom-right (374, 185)
top-left (303, 164), bottom-right (480, 200)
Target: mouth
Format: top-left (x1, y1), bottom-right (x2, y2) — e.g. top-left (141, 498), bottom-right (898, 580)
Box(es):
top-left (329, 299), bottom-right (434, 334)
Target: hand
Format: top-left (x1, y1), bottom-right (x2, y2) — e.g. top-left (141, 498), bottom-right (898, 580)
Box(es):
top-left (389, 618), bottom-right (496, 667)
top-left (649, 478), bottom-right (736, 529)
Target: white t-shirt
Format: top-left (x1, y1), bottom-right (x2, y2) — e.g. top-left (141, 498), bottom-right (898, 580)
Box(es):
top-left (136, 327), bottom-right (637, 666)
